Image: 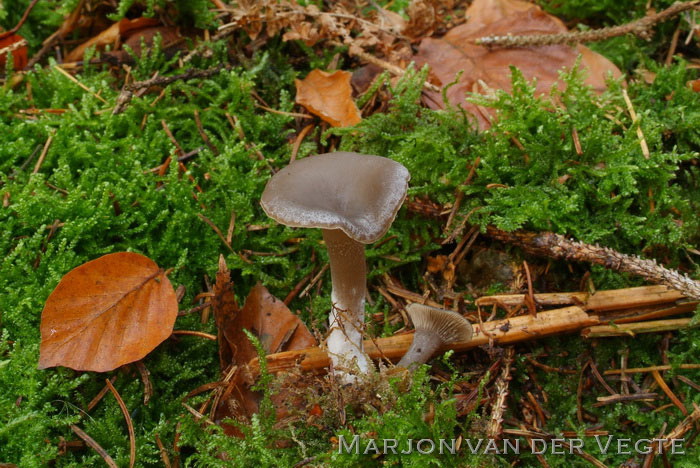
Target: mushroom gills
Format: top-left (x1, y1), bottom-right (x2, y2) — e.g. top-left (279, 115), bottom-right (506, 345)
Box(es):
top-left (397, 304), bottom-right (473, 369)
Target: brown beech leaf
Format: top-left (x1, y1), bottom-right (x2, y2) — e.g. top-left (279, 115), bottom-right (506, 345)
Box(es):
top-left (295, 69), bottom-right (362, 127)
top-left (64, 17), bottom-right (162, 62)
top-left (222, 283), bottom-right (317, 366)
top-left (39, 252), bottom-right (177, 372)
top-left (0, 33), bottom-right (28, 69)
top-left (413, 0), bottom-right (622, 129)
top-left (213, 282), bottom-right (317, 437)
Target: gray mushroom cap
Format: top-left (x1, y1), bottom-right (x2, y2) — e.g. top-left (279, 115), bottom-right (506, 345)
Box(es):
top-left (260, 152), bottom-right (410, 243)
top-left (406, 304), bottom-right (474, 345)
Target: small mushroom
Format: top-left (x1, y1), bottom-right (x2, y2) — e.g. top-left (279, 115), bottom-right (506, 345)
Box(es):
top-left (260, 151), bottom-right (410, 381)
top-left (397, 304), bottom-right (473, 368)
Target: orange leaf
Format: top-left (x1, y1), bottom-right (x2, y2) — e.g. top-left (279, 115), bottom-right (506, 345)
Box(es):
top-left (0, 33), bottom-right (28, 69)
top-left (39, 252), bottom-right (178, 372)
top-left (295, 69), bottom-right (362, 127)
top-left (413, 0), bottom-right (621, 129)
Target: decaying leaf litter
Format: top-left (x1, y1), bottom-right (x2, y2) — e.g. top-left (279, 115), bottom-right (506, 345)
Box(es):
top-left (2, 0), bottom-right (700, 466)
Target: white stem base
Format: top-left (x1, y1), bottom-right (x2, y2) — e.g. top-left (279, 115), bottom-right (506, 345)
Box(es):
top-left (326, 291), bottom-right (371, 383)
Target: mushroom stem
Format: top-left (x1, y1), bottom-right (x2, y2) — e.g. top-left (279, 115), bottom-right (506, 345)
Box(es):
top-left (396, 330), bottom-right (442, 368)
top-left (322, 228), bottom-right (372, 376)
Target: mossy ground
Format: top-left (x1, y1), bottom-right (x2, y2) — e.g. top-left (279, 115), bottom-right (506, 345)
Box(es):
top-left (1, 1), bottom-right (700, 466)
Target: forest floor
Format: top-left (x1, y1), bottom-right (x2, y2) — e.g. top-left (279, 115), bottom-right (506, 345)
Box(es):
top-left (1, 0), bottom-right (700, 467)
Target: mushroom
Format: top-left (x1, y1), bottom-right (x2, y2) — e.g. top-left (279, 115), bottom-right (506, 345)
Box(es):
top-left (397, 303), bottom-right (473, 369)
top-left (260, 151), bottom-right (410, 380)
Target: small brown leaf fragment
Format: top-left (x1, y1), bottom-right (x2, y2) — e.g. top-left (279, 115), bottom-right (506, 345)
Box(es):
top-left (39, 252), bottom-right (178, 372)
top-left (0, 33), bottom-right (28, 69)
top-left (688, 79), bottom-right (700, 93)
top-left (427, 255), bottom-right (448, 274)
top-left (295, 69), bottom-right (362, 127)
top-left (212, 255), bottom-right (239, 371)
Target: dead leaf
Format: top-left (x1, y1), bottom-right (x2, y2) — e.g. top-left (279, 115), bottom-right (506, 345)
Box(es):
top-left (39, 252), bottom-right (178, 372)
top-left (0, 33), bottom-right (28, 69)
top-left (688, 79), bottom-right (700, 92)
top-left (212, 281), bottom-right (317, 437)
top-left (413, 0), bottom-right (622, 129)
top-left (404, 0), bottom-right (441, 39)
top-left (220, 283), bottom-right (316, 366)
top-left (295, 69), bottom-right (362, 127)
top-left (64, 17), bottom-right (163, 62)
top-left (212, 255), bottom-right (239, 371)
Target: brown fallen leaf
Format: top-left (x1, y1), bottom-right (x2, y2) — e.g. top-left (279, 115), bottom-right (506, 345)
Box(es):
top-left (295, 69), bottom-right (362, 127)
top-left (413, 0), bottom-right (622, 129)
top-left (212, 280), bottom-right (317, 437)
top-left (39, 252), bottom-right (178, 372)
top-left (220, 282), bottom-right (317, 369)
top-left (64, 17), bottom-right (164, 62)
top-left (0, 33), bottom-right (28, 69)
top-left (212, 255), bottom-right (239, 371)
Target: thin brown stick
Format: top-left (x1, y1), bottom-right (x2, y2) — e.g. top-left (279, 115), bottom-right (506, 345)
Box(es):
top-left (476, 1), bottom-right (700, 47)
top-left (194, 109), bottom-right (219, 155)
top-left (576, 360), bottom-right (590, 424)
top-left (105, 379), bottom-right (136, 468)
top-left (661, 403), bottom-right (700, 451)
top-left (592, 392), bottom-right (657, 407)
top-left (53, 66), bottom-right (108, 104)
top-left (299, 263), bottom-right (329, 298)
top-left (622, 88), bottom-right (650, 159)
top-left (290, 123), bottom-right (314, 163)
top-left (71, 425), bottom-right (118, 468)
top-left (652, 369), bottom-right (689, 416)
top-left (485, 226), bottom-right (700, 300)
top-left (32, 134), bottom-right (53, 174)
top-left (526, 356), bottom-right (578, 375)
top-left (582, 318), bottom-right (693, 338)
top-left (197, 213), bottom-right (234, 252)
top-left (255, 103), bottom-right (313, 120)
top-left (523, 260), bottom-right (537, 316)
top-left (182, 403), bottom-right (215, 425)
top-left (155, 434), bottom-right (172, 468)
top-left (113, 65), bottom-right (227, 114)
top-left (488, 347), bottom-right (514, 438)
top-left (605, 364), bottom-right (700, 375)
top-left (172, 330), bottom-right (217, 340)
top-left (251, 305), bottom-right (598, 374)
top-left (87, 376), bottom-right (117, 412)
top-left (676, 375), bottom-right (700, 392)
top-left (4, 0), bottom-right (40, 35)
top-left (284, 271), bottom-right (314, 305)
top-left (444, 157), bottom-right (480, 234)
top-left (134, 361), bottom-right (153, 405)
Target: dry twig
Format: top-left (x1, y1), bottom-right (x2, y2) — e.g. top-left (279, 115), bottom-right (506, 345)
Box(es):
top-left (485, 226), bottom-right (700, 300)
top-left (476, 1), bottom-right (700, 47)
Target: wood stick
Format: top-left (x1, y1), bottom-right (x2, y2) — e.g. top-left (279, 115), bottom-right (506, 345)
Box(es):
top-left (249, 306), bottom-right (598, 374)
top-left (476, 285), bottom-right (685, 311)
top-left (604, 364), bottom-right (700, 375)
top-left (582, 318), bottom-right (693, 338)
top-left (70, 425), bottom-right (118, 468)
top-left (475, 1), bottom-right (700, 47)
top-left (485, 227), bottom-right (700, 300)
